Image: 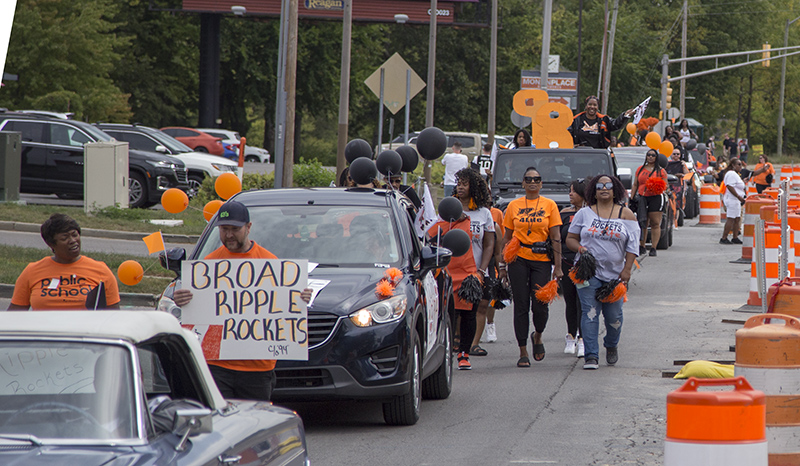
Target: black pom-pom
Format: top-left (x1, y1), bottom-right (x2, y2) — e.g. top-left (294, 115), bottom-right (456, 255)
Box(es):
top-left (490, 276), bottom-right (512, 301)
top-left (573, 251), bottom-right (597, 282)
top-left (457, 275), bottom-right (483, 304)
top-left (595, 278), bottom-right (624, 302)
top-left (491, 299), bottom-right (507, 310)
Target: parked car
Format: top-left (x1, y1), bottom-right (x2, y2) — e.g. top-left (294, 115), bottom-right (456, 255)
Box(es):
top-left (196, 128), bottom-right (271, 163)
top-left (157, 187), bottom-right (455, 425)
top-left (96, 123), bottom-right (239, 197)
top-left (161, 126), bottom-right (225, 156)
top-left (0, 111), bottom-right (189, 208)
top-left (0, 311), bottom-right (309, 465)
top-left (492, 147), bottom-right (618, 211)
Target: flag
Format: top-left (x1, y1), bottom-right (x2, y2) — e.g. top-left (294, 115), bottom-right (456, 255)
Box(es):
top-left (143, 231), bottom-right (166, 255)
top-left (632, 97), bottom-right (651, 124)
top-left (489, 141), bottom-right (499, 166)
top-left (414, 184), bottom-right (437, 239)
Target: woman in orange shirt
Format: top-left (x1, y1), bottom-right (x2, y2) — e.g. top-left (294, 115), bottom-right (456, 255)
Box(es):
top-left (500, 167), bottom-right (563, 367)
top-left (630, 148), bottom-right (668, 257)
top-left (751, 154), bottom-right (775, 194)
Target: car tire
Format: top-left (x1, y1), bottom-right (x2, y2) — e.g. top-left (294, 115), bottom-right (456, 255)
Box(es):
top-left (677, 208), bottom-right (685, 227)
top-left (422, 317), bottom-right (453, 400)
top-left (668, 225), bottom-right (673, 247)
top-left (657, 218), bottom-right (670, 250)
top-left (128, 172), bottom-right (148, 209)
top-left (187, 174), bottom-right (204, 199)
top-left (195, 146), bottom-right (209, 153)
top-left (383, 332), bottom-right (422, 426)
top-left (684, 187), bottom-right (697, 218)
top-left (245, 155), bottom-right (259, 163)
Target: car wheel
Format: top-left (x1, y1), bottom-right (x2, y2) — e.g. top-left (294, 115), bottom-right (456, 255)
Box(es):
top-left (128, 172), bottom-right (147, 209)
top-left (195, 146), bottom-right (209, 153)
top-left (657, 216), bottom-right (670, 250)
top-left (677, 208), bottom-right (685, 227)
top-left (383, 332), bottom-right (421, 426)
top-left (684, 187), bottom-right (697, 218)
top-left (187, 174), bottom-right (204, 199)
top-left (422, 317), bottom-right (453, 400)
top-left (245, 155), bottom-right (259, 163)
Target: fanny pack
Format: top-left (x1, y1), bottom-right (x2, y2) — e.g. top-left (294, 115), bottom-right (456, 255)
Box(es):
top-left (520, 240), bottom-right (554, 260)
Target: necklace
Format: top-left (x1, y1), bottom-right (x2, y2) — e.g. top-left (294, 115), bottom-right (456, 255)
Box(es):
top-left (524, 196), bottom-right (541, 236)
top-left (595, 203), bottom-right (614, 236)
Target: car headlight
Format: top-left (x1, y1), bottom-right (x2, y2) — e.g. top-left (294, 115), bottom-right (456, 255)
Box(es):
top-left (157, 281), bottom-right (182, 319)
top-left (146, 160), bottom-right (176, 169)
top-left (211, 163), bottom-right (238, 173)
top-left (349, 295), bottom-right (407, 327)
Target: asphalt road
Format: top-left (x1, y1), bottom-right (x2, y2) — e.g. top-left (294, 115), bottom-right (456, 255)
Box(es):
top-left (0, 216), bottom-right (756, 465)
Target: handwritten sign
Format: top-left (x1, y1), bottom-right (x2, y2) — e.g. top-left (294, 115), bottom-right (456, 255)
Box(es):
top-left (0, 345), bottom-right (97, 395)
top-left (180, 259), bottom-right (309, 361)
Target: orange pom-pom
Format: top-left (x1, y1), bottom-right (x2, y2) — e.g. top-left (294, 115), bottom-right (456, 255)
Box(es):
top-left (375, 279), bottom-right (394, 298)
top-left (646, 177), bottom-right (667, 195)
top-left (385, 267), bottom-right (403, 285)
top-left (534, 279), bottom-right (560, 304)
top-left (503, 237), bottom-right (521, 263)
top-left (568, 268), bottom-right (584, 285)
top-left (600, 282), bottom-right (627, 303)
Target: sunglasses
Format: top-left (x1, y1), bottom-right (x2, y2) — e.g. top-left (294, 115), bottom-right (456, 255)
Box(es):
top-left (523, 176), bottom-right (542, 183)
top-left (390, 179), bottom-right (402, 184)
top-left (596, 182), bottom-right (614, 190)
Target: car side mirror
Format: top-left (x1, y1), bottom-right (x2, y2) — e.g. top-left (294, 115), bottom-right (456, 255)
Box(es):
top-left (420, 245), bottom-right (451, 271)
top-left (173, 408), bottom-right (213, 451)
top-left (155, 145), bottom-right (168, 153)
top-left (159, 247), bottom-right (186, 278)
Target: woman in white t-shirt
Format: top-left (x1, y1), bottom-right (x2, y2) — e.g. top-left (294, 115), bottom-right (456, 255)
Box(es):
top-left (721, 158), bottom-right (746, 244)
top-left (453, 168), bottom-right (496, 359)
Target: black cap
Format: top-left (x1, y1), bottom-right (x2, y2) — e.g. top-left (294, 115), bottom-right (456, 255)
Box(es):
top-left (216, 201), bottom-right (250, 227)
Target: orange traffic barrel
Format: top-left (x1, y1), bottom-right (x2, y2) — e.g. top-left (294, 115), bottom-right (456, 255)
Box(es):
top-left (765, 278), bottom-right (800, 319)
top-left (741, 196), bottom-right (776, 261)
top-left (780, 165), bottom-right (793, 188)
top-left (665, 377), bottom-right (766, 465)
top-left (788, 213), bottom-right (800, 266)
top-left (793, 164), bottom-right (800, 190)
top-left (735, 314), bottom-right (800, 465)
top-left (761, 205), bottom-right (778, 223)
top-left (700, 184), bottom-right (721, 225)
top-left (748, 183), bottom-right (758, 197)
top-left (763, 187), bottom-right (781, 200)
top-left (748, 224), bottom-right (796, 306)
top-left (788, 196), bottom-right (800, 210)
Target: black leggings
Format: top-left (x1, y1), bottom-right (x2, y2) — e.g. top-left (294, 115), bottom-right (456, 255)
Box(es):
top-left (508, 257), bottom-right (552, 347)
top-left (560, 259), bottom-right (581, 338)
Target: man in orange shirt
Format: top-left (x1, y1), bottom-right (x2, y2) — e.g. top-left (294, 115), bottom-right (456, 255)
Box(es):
top-left (174, 201), bottom-right (310, 401)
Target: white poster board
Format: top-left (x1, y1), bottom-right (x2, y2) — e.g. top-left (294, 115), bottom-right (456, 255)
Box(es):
top-left (180, 259), bottom-right (309, 361)
top-left (0, 1), bottom-right (17, 84)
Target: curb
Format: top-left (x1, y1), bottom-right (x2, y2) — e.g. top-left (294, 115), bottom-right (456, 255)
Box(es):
top-left (0, 221), bottom-right (199, 244)
top-left (0, 283), bottom-right (158, 308)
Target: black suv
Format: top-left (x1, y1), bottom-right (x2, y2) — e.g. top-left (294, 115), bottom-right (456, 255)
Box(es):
top-left (0, 111), bottom-right (189, 208)
top-left (157, 188), bottom-right (454, 426)
top-left (492, 147), bottom-right (618, 210)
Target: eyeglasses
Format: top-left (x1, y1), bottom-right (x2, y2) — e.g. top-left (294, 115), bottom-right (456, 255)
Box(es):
top-left (647, 153), bottom-right (657, 157)
top-left (672, 152), bottom-right (681, 155)
top-left (523, 176), bottom-right (542, 183)
top-left (596, 182), bottom-right (614, 190)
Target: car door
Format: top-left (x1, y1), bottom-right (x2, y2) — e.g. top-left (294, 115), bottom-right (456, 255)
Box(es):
top-left (0, 120), bottom-right (49, 193)
top-left (46, 122), bottom-right (89, 195)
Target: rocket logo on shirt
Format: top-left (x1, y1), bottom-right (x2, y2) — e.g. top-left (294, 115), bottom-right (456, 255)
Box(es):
top-left (581, 120), bottom-right (600, 134)
top-left (519, 207), bottom-right (547, 224)
top-left (586, 218), bottom-right (624, 241)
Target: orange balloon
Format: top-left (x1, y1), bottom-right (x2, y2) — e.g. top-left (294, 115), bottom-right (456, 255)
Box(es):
top-left (118, 260), bottom-right (144, 286)
top-left (215, 173), bottom-right (242, 200)
top-left (659, 140), bottom-right (674, 157)
top-left (203, 199), bottom-right (224, 221)
top-left (161, 188), bottom-right (189, 214)
top-left (626, 122), bottom-right (636, 135)
top-left (645, 131), bottom-right (662, 150)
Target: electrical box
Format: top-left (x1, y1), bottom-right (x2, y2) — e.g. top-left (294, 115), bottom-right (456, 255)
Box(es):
top-left (0, 131), bottom-right (21, 202)
top-left (84, 141), bottom-right (129, 212)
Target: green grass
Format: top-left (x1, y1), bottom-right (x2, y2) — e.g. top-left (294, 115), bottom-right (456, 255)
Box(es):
top-left (0, 244), bottom-right (176, 296)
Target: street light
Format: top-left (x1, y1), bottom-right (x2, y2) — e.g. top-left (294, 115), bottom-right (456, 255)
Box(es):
top-left (777, 16), bottom-right (800, 158)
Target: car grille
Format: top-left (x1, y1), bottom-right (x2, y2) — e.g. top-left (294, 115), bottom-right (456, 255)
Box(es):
top-left (175, 168), bottom-right (188, 184)
top-left (275, 368), bottom-right (332, 388)
top-left (308, 312), bottom-right (340, 348)
top-left (370, 346), bottom-right (400, 375)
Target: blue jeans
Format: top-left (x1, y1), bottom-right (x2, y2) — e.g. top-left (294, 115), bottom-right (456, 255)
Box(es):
top-left (576, 277), bottom-right (624, 360)
top-left (444, 185), bottom-right (456, 197)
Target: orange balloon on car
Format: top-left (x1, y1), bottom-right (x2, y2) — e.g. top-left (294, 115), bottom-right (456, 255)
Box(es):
top-left (659, 140), bottom-right (674, 157)
top-left (160, 188), bottom-right (189, 214)
top-left (118, 260), bottom-right (144, 286)
top-left (203, 200), bottom-right (224, 221)
top-left (215, 173), bottom-right (242, 200)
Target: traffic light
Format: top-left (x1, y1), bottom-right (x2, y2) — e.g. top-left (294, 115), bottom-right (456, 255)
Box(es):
top-left (763, 43), bottom-right (771, 67)
top-left (666, 78), bottom-right (673, 109)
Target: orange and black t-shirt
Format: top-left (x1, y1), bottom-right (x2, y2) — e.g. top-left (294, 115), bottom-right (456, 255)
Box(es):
top-left (503, 196), bottom-right (561, 262)
top-left (11, 256), bottom-right (121, 310)
top-left (201, 241), bottom-right (280, 372)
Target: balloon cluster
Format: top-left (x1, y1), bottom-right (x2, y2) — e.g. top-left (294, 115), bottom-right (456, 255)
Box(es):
top-left (160, 172), bottom-right (242, 221)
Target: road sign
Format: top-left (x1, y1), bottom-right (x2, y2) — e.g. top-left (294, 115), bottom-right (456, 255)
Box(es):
top-left (364, 53), bottom-right (425, 115)
top-left (520, 70), bottom-right (578, 109)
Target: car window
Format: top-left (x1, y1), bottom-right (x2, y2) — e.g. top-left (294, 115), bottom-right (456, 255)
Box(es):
top-left (494, 152), bottom-right (612, 184)
top-left (50, 124), bottom-right (91, 147)
top-left (204, 131), bottom-right (229, 140)
top-left (108, 131), bottom-right (160, 152)
top-left (160, 128), bottom-right (178, 137)
top-left (169, 128), bottom-right (196, 138)
top-left (2, 120), bottom-right (46, 143)
top-left (0, 341), bottom-right (137, 440)
top-left (452, 136), bottom-right (475, 148)
top-left (196, 205), bottom-right (403, 266)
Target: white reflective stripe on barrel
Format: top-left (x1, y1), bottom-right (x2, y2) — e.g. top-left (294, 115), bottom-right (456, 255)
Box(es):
top-left (664, 440), bottom-right (768, 466)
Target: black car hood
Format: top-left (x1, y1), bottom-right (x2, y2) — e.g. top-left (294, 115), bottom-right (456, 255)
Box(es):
top-left (0, 447), bottom-right (157, 466)
top-left (308, 267), bottom-right (404, 316)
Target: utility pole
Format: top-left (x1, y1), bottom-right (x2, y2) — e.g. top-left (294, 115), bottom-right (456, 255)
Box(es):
top-left (487, 0), bottom-right (497, 143)
top-left (283, 0), bottom-right (298, 187)
top-left (423, 0), bottom-right (437, 187)
top-left (540, 0), bottom-right (553, 92)
top-left (601, 0), bottom-right (619, 115)
top-left (335, 0), bottom-right (352, 185)
top-left (680, 0), bottom-right (687, 120)
top-left (597, 0), bottom-right (609, 99)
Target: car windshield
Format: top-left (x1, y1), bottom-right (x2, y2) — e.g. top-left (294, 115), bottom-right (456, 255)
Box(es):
top-left (494, 151), bottom-right (612, 184)
top-left (73, 121), bottom-right (114, 142)
top-left (0, 341), bottom-right (137, 442)
top-left (196, 205), bottom-right (403, 267)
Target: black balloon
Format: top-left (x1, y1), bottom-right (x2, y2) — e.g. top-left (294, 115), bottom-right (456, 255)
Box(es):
top-left (438, 197), bottom-right (462, 222)
top-left (395, 145), bottom-right (419, 172)
top-left (345, 139), bottom-right (373, 164)
top-left (416, 127), bottom-right (448, 160)
top-left (376, 150), bottom-right (403, 176)
top-left (349, 157), bottom-right (378, 185)
top-left (696, 143), bottom-right (707, 153)
top-left (657, 153), bottom-right (668, 168)
top-left (686, 138), bottom-right (697, 150)
top-left (441, 229), bottom-right (470, 257)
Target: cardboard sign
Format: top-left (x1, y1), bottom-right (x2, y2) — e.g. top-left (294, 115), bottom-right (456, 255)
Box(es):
top-left (180, 259), bottom-right (309, 361)
top-left (0, 345), bottom-right (97, 395)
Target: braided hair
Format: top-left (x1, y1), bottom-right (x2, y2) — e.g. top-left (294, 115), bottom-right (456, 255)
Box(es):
top-left (453, 167), bottom-right (491, 209)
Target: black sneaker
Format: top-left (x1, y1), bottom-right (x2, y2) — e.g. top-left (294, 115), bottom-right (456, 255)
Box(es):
top-left (720, 238), bottom-right (731, 244)
top-left (639, 246), bottom-right (646, 256)
top-left (649, 248), bottom-right (657, 257)
top-left (606, 347), bottom-right (618, 365)
top-left (731, 237), bottom-right (743, 244)
top-left (583, 357), bottom-right (599, 370)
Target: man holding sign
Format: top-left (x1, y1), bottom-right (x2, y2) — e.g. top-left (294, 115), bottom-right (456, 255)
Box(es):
top-left (174, 201), bottom-right (312, 401)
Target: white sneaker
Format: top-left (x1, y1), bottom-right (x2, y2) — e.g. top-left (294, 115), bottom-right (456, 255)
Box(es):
top-left (576, 338), bottom-right (585, 358)
top-left (485, 323), bottom-right (497, 343)
top-left (564, 334), bottom-right (576, 354)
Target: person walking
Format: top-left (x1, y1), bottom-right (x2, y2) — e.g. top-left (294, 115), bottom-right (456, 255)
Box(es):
top-left (720, 158), bottom-right (746, 245)
top-left (442, 141), bottom-right (469, 197)
top-left (630, 148), bottom-right (668, 257)
top-left (559, 179), bottom-right (587, 357)
top-left (566, 174), bottom-right (639, 370)
top-left (499, 167), bottom-right (563, 368)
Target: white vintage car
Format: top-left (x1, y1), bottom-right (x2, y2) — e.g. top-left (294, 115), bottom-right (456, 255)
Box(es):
top-left (0, 311), bottom-right (309, 466)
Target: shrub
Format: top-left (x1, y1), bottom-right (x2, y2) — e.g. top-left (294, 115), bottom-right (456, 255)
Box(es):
top-left (294, 158), bottom-right (335, 187)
